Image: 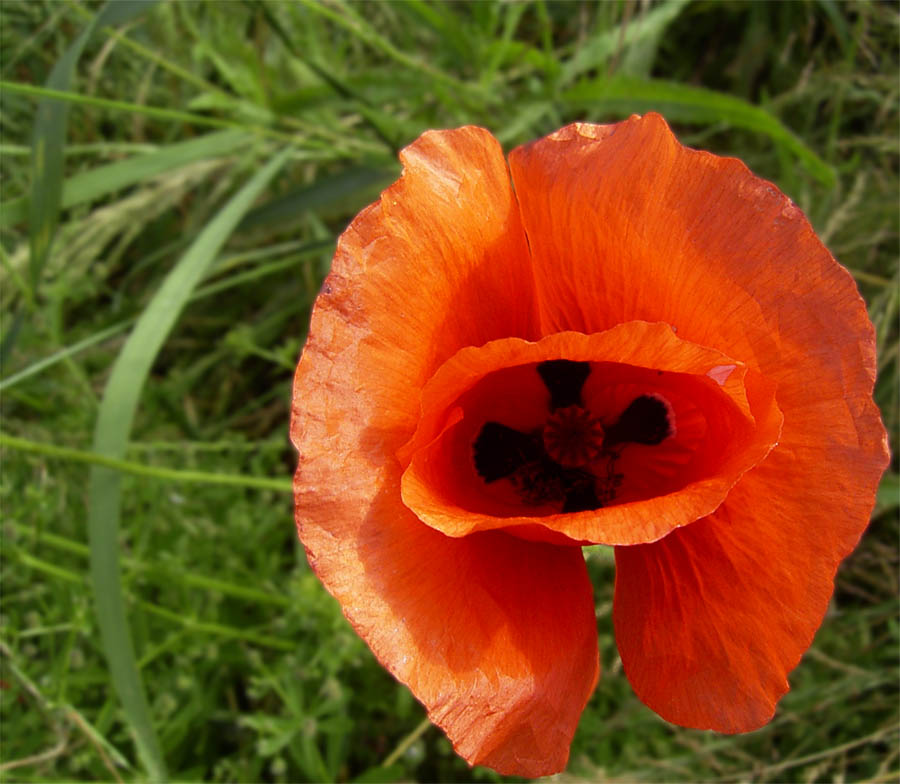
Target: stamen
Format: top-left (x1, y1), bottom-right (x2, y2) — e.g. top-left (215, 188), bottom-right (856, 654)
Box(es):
top-left (561, 477), bottom-right (602, 513)
top-left (509, 460), bottom-right (565, 506)
top-left (473, 422), bottom-right (542, 482)
top-left (536, 360), bottom-right (591, 410)
top-left (605, 394), bottom-right (673, 446)
top-left (473, 420), bottom-right (604, 511)
top-left (471, 377), bottom-right (673, 516)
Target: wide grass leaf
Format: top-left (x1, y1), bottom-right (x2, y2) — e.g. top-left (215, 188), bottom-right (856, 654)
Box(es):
top-left (239, 165), bottom-right (397, 231)
top-left (4, 129), bottom-right (251, 230)
top-left (86, 148), bottom-right (290, 781)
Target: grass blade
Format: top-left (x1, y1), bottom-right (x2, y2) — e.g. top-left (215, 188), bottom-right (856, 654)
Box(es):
top-left (0, 321), bottom-right (131, 391)
top-left (297, 0), bottom-right (483, 101)
top-left (239, 165), bottom-right (396, 231)
top-left (252, 0), bottom-right (400, 154)
top-left (2, 129), bottom-right (251, 230)
top-left (5, 519), bottom-right (291, 608)
top-left (0, 239), bottom-right (331, 391)
top-left (86, 148), bottom-right (290, 780)
top-left (5, 81), bottom-right (250, 133)
top-left (2, 432), bottom-right (292, 492)
top-left (28, 0), bottom-right (157, 289)
top-left (876, 472), bottom-right (899, 514)
top-left (560, 0), bottom-right (690, 87)
top-left (563, 75), bottom-right (837, 187)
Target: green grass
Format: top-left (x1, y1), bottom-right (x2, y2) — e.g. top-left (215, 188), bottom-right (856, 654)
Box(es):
top-left (1, 1), bottom-right (897, 782)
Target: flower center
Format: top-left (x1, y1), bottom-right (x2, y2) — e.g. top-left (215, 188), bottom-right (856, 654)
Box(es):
top-left (469, 360), bottom-right (679, 514)
top-left (398, 325), bottom-right (782, 544)
top-left (542, 405), bottom-right (604, 467)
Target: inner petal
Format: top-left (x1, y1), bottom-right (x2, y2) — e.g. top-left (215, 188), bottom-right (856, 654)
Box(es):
top-left (399, 324), bottom-right (782, 546)
top-left (435, 361), bottom-right (722, 515)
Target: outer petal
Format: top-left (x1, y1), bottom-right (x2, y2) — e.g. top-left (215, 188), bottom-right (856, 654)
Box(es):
top-left (510, 113), bottom-right (888, 728)
top-left (292, 128), bottom-right (596, 776)
top-left (615, 312), bottom-right (886, 730)
top-left (310, 125), bottom-right (539, 480)
top-left (613, 430), bottom-right (886, 731)
top-left (507, 113), bottom-right (878, 390)
top-left (296, 477), bottom-right (598, 775)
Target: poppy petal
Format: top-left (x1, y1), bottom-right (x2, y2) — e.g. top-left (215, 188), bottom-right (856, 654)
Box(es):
top-left (295, 477), bottom-right (599, 776)
top-left (613, 414), bottom-right (887, 731)
top-left (318, 126), bottom-right (539, 445)
top-left (508, 113), bottom-right (884, 428)
top-left (292, 127), bottom-right (594, 777)
top-left (515, 114), bottom-right (898, 730)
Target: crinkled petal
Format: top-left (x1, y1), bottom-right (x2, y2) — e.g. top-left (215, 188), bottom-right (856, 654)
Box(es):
top-left (507, 112), bottom-right (878, 397)
top-left (291, 127), bottom-right (595, 776)
top-left (312, 125), bottom-right (540, 452)
top-left (614, 414), bottom-right (886, 731)
top-left (509, 114), bottom-right (900, 729)
top-left (294, 453), bottom-right (598, 775)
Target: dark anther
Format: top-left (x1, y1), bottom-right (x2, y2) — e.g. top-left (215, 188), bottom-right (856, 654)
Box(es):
top-left (473, 422), bottom-right (542, 482)
top-left (536, 360), bottom-right (591, 410)
top-left (605, 394), bottom-right (672, 446)
top-left (474, 420), bottom-right (605, 512)
top-left (561, 477), bottom-right (601, 513)
top-left (509, 459), bottom-right (564, 506)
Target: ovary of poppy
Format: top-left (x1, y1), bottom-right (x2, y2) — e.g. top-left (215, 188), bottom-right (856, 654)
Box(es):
top-left (290, 114), bottom-right (889, 777)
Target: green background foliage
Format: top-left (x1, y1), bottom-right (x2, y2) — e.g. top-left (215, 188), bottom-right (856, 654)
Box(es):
top-left (1, 1), bottom-right (897, 782)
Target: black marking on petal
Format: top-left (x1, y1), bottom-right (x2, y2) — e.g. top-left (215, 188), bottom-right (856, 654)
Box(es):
top-left (605, 394), bottom-right (672, 446)
top-left (473, 422), bottom-right (543, 482)
top-left (536, 360), bottom-right (591, 411)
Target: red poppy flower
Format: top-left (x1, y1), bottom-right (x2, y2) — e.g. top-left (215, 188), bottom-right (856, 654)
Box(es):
top-left (290, 113), bottom-right (888, 777)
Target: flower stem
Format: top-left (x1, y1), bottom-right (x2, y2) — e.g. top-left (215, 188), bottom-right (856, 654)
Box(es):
top-left (382, 716), bottom-right (432, 768)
